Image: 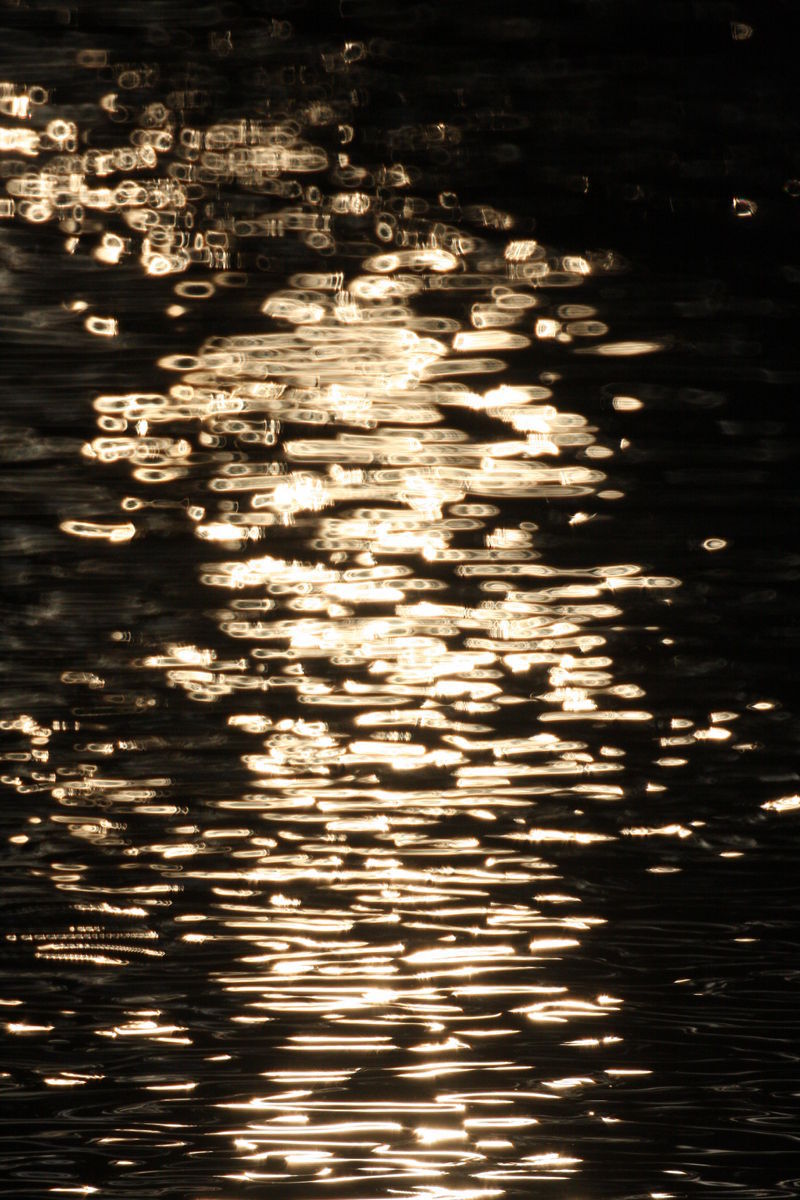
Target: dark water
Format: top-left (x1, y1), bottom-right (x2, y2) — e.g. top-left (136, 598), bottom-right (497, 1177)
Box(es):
top-left (2, 3), bottom-right (800, 1197)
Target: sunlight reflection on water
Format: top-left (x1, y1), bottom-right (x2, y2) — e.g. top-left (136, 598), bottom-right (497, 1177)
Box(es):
top-left (2, 45), bottom-right (781, 1199)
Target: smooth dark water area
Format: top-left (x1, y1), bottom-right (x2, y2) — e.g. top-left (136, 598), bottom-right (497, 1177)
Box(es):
top-left (1, 2), bottom-right (799, 1197)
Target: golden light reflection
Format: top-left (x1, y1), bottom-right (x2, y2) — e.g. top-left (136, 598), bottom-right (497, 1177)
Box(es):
top-left (0, 74), bottom-right (721, 1197)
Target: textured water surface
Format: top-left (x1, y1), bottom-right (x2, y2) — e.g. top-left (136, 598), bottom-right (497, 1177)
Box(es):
top-left (1, 3), bottom-right (799, 1198)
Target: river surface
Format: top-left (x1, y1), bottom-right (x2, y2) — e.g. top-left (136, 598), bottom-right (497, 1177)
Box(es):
top-left (1, 4), bottom-right (800, 1198)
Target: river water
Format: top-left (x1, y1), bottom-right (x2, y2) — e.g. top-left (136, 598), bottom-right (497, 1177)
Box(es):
top-left (1, 4), bottom-right (799, 1198)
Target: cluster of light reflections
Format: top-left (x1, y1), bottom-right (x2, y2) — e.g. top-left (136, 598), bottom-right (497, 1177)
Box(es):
top-left (0, 68), bottom-right (768, 1197)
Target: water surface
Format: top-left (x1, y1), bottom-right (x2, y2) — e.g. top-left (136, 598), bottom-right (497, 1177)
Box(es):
top-left (1, 4), bottom-right (799, 1198)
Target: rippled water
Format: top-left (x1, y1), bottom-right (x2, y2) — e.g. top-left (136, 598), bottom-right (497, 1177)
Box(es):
top-left (2, 4), bottom-right (800, 1198)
